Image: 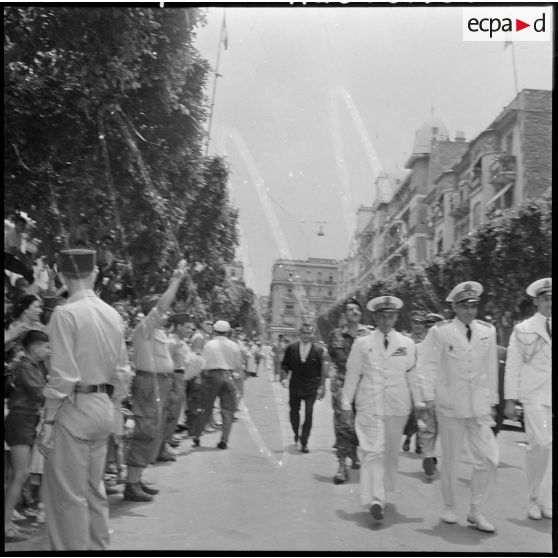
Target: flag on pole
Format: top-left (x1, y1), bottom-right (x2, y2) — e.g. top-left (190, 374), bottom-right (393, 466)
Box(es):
top-left (221, 15), bottom-right (228, 51)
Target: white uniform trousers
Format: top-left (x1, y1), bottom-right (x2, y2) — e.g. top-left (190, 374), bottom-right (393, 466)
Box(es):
top-left (43, 392), bottom-right (113, 551)
top-left (523, 402), bottom-right (552, 508)
top-left (437, 411), bottom-right (499, 510)
top-left (355, 412), bottom-right (407, 506)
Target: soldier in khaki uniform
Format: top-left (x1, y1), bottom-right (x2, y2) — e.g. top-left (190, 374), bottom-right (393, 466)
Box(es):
top-left (504, 278), bottom-right (552, 521)
top-left (124, 262), bottom-right (191, 501)
top-left (416, 282), bottom-right (499, 532)
top-left (327, 298), bottom-right (373, 484)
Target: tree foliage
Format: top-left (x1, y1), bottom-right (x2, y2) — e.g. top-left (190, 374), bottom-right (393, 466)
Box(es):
top-left (318, 191), bottom-right (552, 340)
top-left (4, 6), bottom-right (238, 302)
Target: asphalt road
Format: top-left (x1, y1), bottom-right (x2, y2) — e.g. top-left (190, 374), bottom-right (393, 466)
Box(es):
top-left (5, 364), bottom-right (553, 553)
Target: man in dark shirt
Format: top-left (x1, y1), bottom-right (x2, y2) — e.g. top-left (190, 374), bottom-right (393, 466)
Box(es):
top-left (281, 323), bottom-right (326, 453)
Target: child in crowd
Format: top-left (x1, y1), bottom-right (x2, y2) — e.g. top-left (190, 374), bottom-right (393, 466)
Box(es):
top-left (4, 330), bottom-right (49, 542)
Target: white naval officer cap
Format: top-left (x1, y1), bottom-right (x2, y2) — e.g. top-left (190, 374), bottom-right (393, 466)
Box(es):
top-left (367, 295), bottom-right (403, 313)
top-left (446, 281), bottom-right (483, 303)
top-left (213, 320), bottom-right (231, 333)
top-left (526, 278), bottom-right (552, 298)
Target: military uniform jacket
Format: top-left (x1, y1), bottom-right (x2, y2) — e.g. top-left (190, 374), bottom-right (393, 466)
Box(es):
top-left (342, 329), bottom-right (415, 417)
top-left (416, 318), bottom-right (498, 418)
top-left (327, 324), bottom-right (373, 386)
top-left (504, 312), bottom-right (551, 406)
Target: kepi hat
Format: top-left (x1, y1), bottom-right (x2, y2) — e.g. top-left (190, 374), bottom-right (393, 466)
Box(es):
top-left (367, 295), bottom-right (403, 313)
top-left (58, 249), bottom-right (96, 278)
top-left (409, 309), bottom-right (428, 322)
top-left (446, 281), bottom-right (483, 303)
top-left (526, 278), bottom-right (552, 298)
top-left (426, 312), bottom-right (444, 324)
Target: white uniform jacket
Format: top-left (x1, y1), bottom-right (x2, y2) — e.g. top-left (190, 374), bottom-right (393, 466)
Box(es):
top-left (416, 318), bottom-right (498, 418)
top-left (504, 313), bottom-right (551, 406)
top-left (342, 329), bottom-right (415, 417)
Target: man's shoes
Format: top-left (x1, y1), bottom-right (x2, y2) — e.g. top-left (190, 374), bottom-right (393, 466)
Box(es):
top-left (193, 437), bottom-right (200, 447)
top-left (333, 462), bottom-right (349, 484)
top-left (301, 446), bottom-right (309, 454)
top-left (466, 511), bottom-right (495, 533)
top-left (541, 506), bottom-right (552, 519)
top-left (11, 509), bottom-right (26, 521)
top-left (164, 442), bottom-right (178, 455)
top-left (140, 482), bottom-right (159, 495)
top-left (369, 501), bottom-right (384, 521)
top-left (4, 525), bottom-right (28, 542)
top-left (351, 457), bottom-right (361, 470)
top-left (527, 502), bottom-right (542, 520)
top-left (123, 482), bottom-right (153, 502)
top-left (441, 508), bottom-right (457, 524)
top-left (423, 456), bottom-right (437, 477)
top-left (402, 438), bottom-right (411, 452)
top-left (415, 445), bottom-right (423, 455)
top-left (217, 441), bottom-right (228, 449)
top-left (156, 452), bottom-right (176, 462)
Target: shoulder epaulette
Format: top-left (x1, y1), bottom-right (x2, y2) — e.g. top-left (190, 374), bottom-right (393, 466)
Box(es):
top-left (364, 325), bottom-right (375, 331)
top-left (435, 319), bottom-right (453, 327)
top-left (475, 319), bottom-right (494, 328)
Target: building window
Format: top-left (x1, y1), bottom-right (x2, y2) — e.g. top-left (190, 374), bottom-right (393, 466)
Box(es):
top-left (285, 304), bottom-right (294, 314)
top-left (288, 287), bottom-right (292, 294)
top-left (288, 272), bottom-right (293, 281)
top-left (437, 237), bottom-right (443, 255)
top-left (328, 290), bottom-right (333, 297)
top-left (503, 133), bottom-right (513, 154)
top-left (317, 272), bottom-right (322, 283)
top-left (328, 274), bottom-right (333, 283)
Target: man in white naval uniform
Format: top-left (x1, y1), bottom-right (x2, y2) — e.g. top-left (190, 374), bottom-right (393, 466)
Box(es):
top-left (417, 281), bottom-right (499, 532)
top-left (341, 296), bottom-right (415, 523)
top-left (504, 278), bottom-right (552, 521)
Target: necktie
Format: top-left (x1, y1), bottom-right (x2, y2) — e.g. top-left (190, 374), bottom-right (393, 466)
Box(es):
top-left (384, 335), bottom-right (389, 349)
top-left (466, 325), bottom-right (472, 342)
top-left (546, 319), bottom-right (552, 338)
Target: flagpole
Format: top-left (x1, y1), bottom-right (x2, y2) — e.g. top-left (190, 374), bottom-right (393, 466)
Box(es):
top-left (510, 41), bottom-right (519, 96)
top-left (205, 12), bottom-right (226, 157)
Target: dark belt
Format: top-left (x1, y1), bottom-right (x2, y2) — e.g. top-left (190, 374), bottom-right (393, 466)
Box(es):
top-left (135, 369), bottom-right (172, 377)
top-left (174, 369), bottom-right (185, 374)
top-left (74, 383), bottom-right (111, 394)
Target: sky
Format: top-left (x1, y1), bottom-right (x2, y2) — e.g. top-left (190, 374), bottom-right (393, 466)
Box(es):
top-left (193, 6), bottom-right (552, 296)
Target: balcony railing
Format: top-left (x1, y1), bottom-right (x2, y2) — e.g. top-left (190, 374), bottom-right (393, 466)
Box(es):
top-left (449, 192), bottom-right (470, 219)
top-left (489, 154), bottom-right (516, 187)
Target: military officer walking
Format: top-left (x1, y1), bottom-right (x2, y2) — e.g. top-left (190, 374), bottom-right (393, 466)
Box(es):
top-left (38, 249), bottom-right (131, 550)
top-left (327, 298), bottom-right (373, 484)
top-left (342, 296), bottom-right (415, 522)
top-left (417, 282), bottom-right (499, 532)
top-left (504, 278), bottom-right (552, 520)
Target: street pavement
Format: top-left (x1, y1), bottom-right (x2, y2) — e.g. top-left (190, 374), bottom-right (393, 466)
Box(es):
top-left (5, 364), bottom-right (553, 553)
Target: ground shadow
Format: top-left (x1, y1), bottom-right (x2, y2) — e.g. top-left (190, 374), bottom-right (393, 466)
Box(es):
top-left (313, 472), bottom-right (359, 485)
top-left (336, 503), bottom-right (422, 531)
top-left (399, 470), bottom-right (438, 484)
top-left (415, 520), bottom-right (496, 546)
top-left (108, 496), bottom-right (151, 520)
top-left (458, 477), bottom-right (471, 488)
top-left (507, 517), bottom-right (553, 534)
top-left (497, 461), bottom-right (522, 470)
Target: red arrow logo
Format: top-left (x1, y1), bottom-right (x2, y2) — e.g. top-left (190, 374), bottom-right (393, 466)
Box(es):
top-left (516, 18), bottom-right (530, 31)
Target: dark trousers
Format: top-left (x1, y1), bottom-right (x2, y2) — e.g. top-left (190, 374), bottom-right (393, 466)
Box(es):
top-left (331, 383), bottom-right (358, 460)
top-left (403, 411), bottom-right (418, 439)
top-left (192, 370), bottom-right (237, 443)
top-left (289, 392), bottom-right (317, 447)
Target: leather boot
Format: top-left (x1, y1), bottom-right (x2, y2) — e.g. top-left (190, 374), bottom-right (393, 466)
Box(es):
top-left (333, 460), bottom-right (349, 484)
top-left (123, 482), bottom-right (153, 502)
